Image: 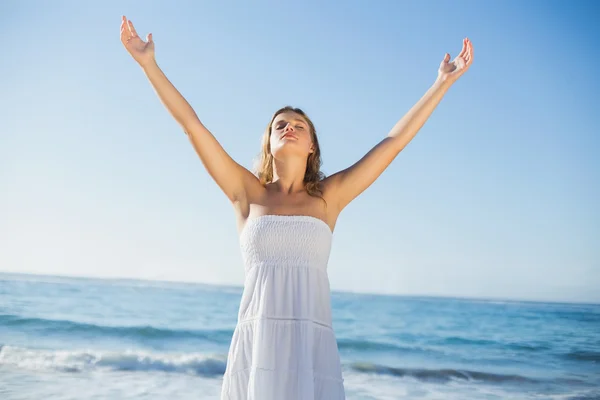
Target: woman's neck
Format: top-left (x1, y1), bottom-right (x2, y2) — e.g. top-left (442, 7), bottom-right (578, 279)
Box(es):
top-left (271, 157), bottom-right (307, 194)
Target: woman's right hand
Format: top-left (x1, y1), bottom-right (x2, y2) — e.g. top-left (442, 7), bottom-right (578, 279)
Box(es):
top-left (120, 15), bottom-right (155, 67)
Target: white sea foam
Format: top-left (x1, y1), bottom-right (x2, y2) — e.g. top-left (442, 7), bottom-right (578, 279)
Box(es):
top-left (0, 345), bottom-right (227, 376)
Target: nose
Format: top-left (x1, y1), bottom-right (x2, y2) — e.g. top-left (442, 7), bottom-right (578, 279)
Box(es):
top-left (282, 124), bottom-right (295, 137)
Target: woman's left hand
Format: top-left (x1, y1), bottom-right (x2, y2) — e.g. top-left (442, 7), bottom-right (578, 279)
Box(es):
top-left (437, 38), bottom-right (473, 85)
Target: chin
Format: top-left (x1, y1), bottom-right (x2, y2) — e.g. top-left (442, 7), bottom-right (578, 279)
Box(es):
top-left (272, 145), bottom-right (309, 159)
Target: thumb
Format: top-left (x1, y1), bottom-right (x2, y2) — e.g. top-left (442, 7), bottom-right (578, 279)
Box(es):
top-left (443, 53), bottom-right (450, 63)
top-left (147, 33), bottom-right (153, 43)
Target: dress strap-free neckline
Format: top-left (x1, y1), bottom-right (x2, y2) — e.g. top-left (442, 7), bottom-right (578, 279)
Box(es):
top-left (242, 214), bottom-right (333, 236)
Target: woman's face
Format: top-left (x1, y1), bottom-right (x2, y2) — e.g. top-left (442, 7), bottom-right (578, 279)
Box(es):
top-left (269, 111), bottom-right (314, 159)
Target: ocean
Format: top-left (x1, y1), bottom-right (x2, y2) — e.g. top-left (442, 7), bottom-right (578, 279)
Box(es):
top-left (1, 272), bottom-right (598, 399)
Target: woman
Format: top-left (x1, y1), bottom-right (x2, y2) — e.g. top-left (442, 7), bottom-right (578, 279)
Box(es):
top-left (120, 15), bottom-right (473, 400)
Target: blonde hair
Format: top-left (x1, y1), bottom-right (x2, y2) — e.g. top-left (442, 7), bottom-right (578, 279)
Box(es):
top-left (254, 106), bottom-right (326, 201)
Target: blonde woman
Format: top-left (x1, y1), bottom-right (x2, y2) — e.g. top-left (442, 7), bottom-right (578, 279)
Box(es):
top-left (120, 15), bottom-right (473, 400)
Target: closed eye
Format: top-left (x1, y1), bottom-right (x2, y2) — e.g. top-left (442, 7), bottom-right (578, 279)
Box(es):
top-left (273, 119), bottom-right (307, 130)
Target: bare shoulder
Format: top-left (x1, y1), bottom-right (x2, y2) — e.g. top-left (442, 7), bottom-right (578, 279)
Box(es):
top-left (320, 173), bottom-right (344, 212)
top-left (318, 177), bottom-right (346, 229)
top-left (231, 175), bottom-right (267, 233)
top-left (239, 168), bottom-right (264, 200)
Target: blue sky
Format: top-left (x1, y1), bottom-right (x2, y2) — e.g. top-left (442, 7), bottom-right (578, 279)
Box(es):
top-left (1, 0), bottom-right (598, 303)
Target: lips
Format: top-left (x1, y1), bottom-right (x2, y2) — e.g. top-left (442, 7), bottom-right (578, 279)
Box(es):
top-left (281, 133), bottom-right (298, 140)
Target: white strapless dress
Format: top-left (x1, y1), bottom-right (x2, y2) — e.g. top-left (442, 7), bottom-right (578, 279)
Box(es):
top-left (220, 215), bottom-right (346, 400)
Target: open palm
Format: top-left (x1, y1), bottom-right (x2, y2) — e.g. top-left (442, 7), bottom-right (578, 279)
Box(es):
top-left (120, 15), bottom-right (154, 67)
top-left (438, 38), bottom-right (473, 84)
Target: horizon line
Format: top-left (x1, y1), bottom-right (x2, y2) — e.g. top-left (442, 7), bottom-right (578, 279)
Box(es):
top-left (2, 270), bottom-right (598, 307)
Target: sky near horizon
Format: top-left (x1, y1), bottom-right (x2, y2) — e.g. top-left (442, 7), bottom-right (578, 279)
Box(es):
top-left (1, 1), bottom-right (598, 303)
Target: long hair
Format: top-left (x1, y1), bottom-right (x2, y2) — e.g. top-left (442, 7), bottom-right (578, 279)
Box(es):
top-left (254, 106), bottom-right (326, 201)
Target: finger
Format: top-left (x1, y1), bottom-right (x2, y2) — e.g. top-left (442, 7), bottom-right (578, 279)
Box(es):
top-left (120, 26), bottom-right (129, 43)
top-left (128, 20), bottom-right (139, 38)
top-left (458, 38), bottom-right (467, 59)
top-left (120, 16), bottom-right (127, 37)
top-left (439, 53), bottom-right (449, 69)
top-left (120, 16), bottom-right (134, 45)
top-left (146, 33), bottom-right (153, 43)
top-left (122, 16), bottom-right (132, 38)
top-left (467, 39), bottom-right (473, 64)
top-left (463, 40), bottom-right (472, 65)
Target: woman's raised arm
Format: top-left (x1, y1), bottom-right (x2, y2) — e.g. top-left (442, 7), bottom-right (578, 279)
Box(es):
top-left (324, 38), bottom-right (474, 213)
top-left (120, 16), bottom-right (257, 204)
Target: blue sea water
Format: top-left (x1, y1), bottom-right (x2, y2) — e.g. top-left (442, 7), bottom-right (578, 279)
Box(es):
top-left (1, 272), bottom-right (599, 399)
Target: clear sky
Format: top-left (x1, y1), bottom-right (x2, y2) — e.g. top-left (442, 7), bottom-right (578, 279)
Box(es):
top-left (1, 0), bottom-right (598, 303)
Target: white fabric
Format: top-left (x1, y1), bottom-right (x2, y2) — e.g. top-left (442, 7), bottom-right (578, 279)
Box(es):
top-left (221, 214), bottom-right (346, 400)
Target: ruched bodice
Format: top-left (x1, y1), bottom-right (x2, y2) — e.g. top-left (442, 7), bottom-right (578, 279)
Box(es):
top-left (239, 215), bottom-right (333, 272)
